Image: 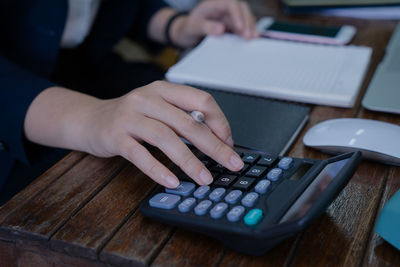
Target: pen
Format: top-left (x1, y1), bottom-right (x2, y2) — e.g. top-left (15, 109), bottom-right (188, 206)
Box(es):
top-left (190, 110), bottom-right (205, 123)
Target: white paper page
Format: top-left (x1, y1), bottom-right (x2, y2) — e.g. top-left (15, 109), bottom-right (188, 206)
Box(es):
top-left (166, 34), bottom-right (372, 107)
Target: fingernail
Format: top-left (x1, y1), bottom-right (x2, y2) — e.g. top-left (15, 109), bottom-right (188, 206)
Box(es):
top-left (225, 136), bottom-right (234, 147)
top-left (166, 175), bottom-right (179, 188)
top-left (200, 169), bottom-right (213, 185)
top-left (230, 154), bottom-right (244, 170)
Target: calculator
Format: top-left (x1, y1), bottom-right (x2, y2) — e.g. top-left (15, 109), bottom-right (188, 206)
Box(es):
top-left (140, 146), bottom-right (361, 255)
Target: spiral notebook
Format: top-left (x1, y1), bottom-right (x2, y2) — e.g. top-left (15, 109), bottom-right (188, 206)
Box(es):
top-left (166, 34), bottom-right (372, 108)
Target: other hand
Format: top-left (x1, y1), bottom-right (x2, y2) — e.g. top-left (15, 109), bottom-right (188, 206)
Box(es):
top-left (171, 0), bottom-right (258, 47)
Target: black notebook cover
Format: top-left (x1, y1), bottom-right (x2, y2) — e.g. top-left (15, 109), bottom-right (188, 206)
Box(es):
top-left (197, 88), bottom-right (311, 156)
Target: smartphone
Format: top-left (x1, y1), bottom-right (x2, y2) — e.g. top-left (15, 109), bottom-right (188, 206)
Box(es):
top-left (257, 17), bottom-right (356, 45)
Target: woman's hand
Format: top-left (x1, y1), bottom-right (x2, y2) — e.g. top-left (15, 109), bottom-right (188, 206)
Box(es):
top-left (25, 82), bottom-right (244, 189)
top-left (83, 81), bottom-right (244, 188)
top-left (170, 0), bottom-right (258, 47)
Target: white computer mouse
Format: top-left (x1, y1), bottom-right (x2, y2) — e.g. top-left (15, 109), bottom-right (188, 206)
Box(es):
top-left (303, 118), bottom-right (400, 166)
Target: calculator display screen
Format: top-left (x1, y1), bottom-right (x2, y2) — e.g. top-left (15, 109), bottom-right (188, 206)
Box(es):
top-left (280, 158), bottom-right (350, 223)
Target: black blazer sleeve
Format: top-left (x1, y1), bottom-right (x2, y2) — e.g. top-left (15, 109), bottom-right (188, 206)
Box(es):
top-left (0, 55), bottom-right (55, 164)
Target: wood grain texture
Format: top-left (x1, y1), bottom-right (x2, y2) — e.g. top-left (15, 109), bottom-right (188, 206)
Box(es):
top-left (99, 152), bottom-right (175, 267)
top-left (16, 242), bottom-right (103, 267)
top-left (0, 152), bottom-right (86, 225)
top-left (289, 161), bottom-right (388, 267)
top-left (219, 236), bottom-right (300, 267)
top-left (0, 240), bottom-right (17, 267)
top-left (100, 212), bottom-right (173, 267)
top-left (363, 166), bottom-right (400, 267)
top-left (0, 156), bottom-right (124, 244)
top-left (151, 230), bottom-right (225, 267)
top-left (50, 164), bottom-right (157, 261)
top-left (1, 2), bottom-right (400, 267)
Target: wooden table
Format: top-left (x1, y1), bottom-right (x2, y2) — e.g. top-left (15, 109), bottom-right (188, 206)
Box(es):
top-left (1, 2), bottom-right (400, 266)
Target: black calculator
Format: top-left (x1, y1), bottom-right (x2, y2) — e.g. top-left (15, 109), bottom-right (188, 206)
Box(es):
top-left (140, 146), bottom-right (361, 255)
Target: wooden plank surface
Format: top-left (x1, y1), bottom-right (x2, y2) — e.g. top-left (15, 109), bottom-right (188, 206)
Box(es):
top-left (0, 152), bottom-right (86, 226)
top-left (0, 240), bottom-right (17, 267)
top-left (98, 153), bottom-right (175, 267)
top-left (0, 156), bottom-right (125, 244)
top-left (1, 1), bottom-right (400, 266)
top-left (289, 161), bottom-right (388, 266)
top-left (50, 164), bottom-right (151, 260)
top-left (151, 230), bottom-right (225, 267)
top-left (100, 212), bottom-right (173, 267)
top-left (363, 167), bottom-right (400, 267)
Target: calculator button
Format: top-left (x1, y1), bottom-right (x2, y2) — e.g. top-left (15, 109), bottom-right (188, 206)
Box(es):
top-left (278, 157), bottom-right (293, 170)
top-left (242, 154), bottom-right (260, 164)
top-left (234, 150), bottom-right (244, 157)
top-left (210, 203), bottom-right (229, 219)
top-left (209, 188), bottom-right (226, 202)
top-left (193, 185), bottom-right (211, 199)
top-left (194, 200), bottom-right (213, 216)
top-left (267, 168), bottom-right (283, 182)
top-left (245, 166), bottom-right (267, 178)
top-left (244, 209), bottom-right (263, 226)
top-left (257, 155), bottom-right (277, 167)
top-left (149, 193), bottom-right (181, 210)
top-left (227, 206), bottom-right (246, 222)
top-left (241, 192), bottom-right (259, 208)
top-left (178, 197), bottom-right (196, 213)
top-left (199, 156), bottom-right (213, 167)
top-left (224, 190), bottom-right (243, 204)
top-left (254, 179), bottom-right (271, 194)
top-left (214, 174), bottom-right (237, 187)
top-left (227, 164), bottom-right (249, 175)
top-left (210, 163), bottom-right (226, 173)
top-left (165, 181), bottom-right (196, 197)
top-left (232, 177), bottom-right (255, 190)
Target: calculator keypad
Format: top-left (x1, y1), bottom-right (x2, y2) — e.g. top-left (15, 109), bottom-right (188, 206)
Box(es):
top-left (165, 181), bottom-right (196, 197)
top-left (241, 192), bottom-right (259, 208)
top-left (214, 174), bottom-right (237, 187)
top-left (224, 190), bottom-right (243, 204)
top-left (193, 185), bottom-right (210, 199)
top-left (151, 150), bottom-right (296, 227)
top-left (178, 197), bottom-right (196, 213)
top-left (195, 200), bottom-right (213, 215)
top-left (149, 193), bottom-right (181, 209)
top-left (210, 203), bottom-right (229, 219)
top-left (209, 188), bottom-right (226, 202)
top-left (232, 177), bottom-right (255, 190)
top-left (227, 206), bottom-right (246, 222)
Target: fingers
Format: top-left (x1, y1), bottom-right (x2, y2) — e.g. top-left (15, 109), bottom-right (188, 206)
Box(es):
top-left (239, 1), bottom-right (258, 38)
top-left (153, 82), bottom-right (233, 146)
top-left (200, 20), bottom-right (225, 36)
top-left (227, 0), bottom-right (245, 33)
top-left (140, 97), bottom-right (243, 172)
top-left (118, 137), bottom-right (180, 188)
top-left (197, 0), bottom-right (258, 39)
top-left (129, 117), bottom-right (215, 186)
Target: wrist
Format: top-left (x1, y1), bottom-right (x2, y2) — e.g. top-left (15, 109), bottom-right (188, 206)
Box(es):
top-left (24, 86), bottom-right (101, 153)
top-left (165, 11), bottom-right (189, 48)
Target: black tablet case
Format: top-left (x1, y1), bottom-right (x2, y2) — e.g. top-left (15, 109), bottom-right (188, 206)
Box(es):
top-left (197, 88), bottom-right (311, 156)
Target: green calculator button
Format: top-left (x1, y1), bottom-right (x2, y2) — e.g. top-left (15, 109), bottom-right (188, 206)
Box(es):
top-left (244, 209), bottom-right (263, 226)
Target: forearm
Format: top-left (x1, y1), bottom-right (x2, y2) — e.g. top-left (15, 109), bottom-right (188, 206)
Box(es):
top-left (24, 86), bottom-right (100, 152)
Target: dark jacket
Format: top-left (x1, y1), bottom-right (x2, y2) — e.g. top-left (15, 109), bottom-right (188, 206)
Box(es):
top-left (0, 0), bottom-right (166, 188)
